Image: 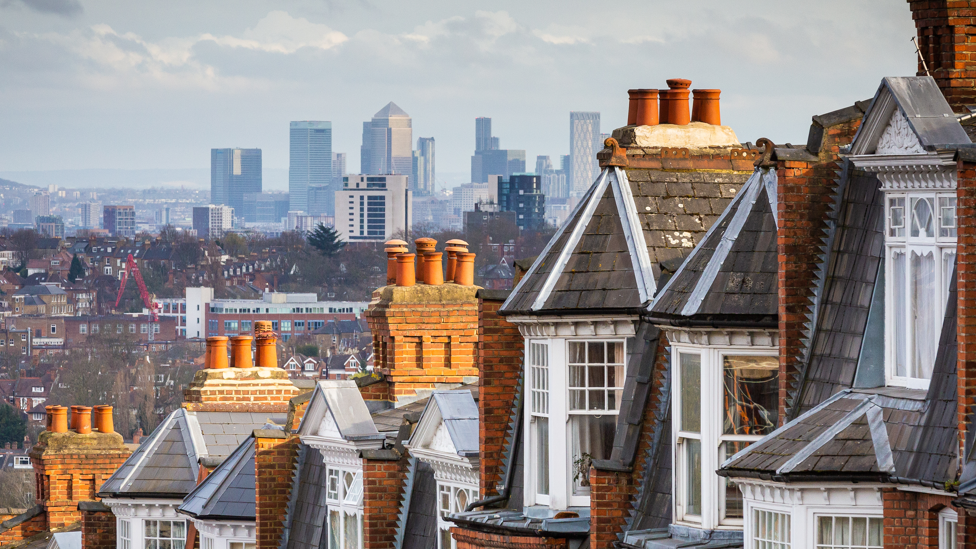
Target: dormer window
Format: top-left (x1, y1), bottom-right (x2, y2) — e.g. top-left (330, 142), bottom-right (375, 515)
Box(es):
top-left (885, 191), bottom-right (956, 389)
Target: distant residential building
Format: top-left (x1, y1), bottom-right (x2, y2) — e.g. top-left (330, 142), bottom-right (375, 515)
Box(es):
top-left (451, 182), bottom-right (495, 216)
top-left (79, 203), bottom-right (100, 229)
top-left (211, 148), bottom-right (262, 218)
top-left (286, 212), bottom-right (334, 233)
top-left (11, 283), bottom-right (73, 316)
top-left (185, 287), bottom-right (213, 339)
top-left (34, 216), bottom-right (64, 239)
top-left (12, 209), bottom-right (32, 225)
top-left (153, 206), bottom-right (171, 227)
top-left (498, 174), bottom-right (546, 231)
top-left (192, 204), bottom-right (233, 240)
top-left (361, 103), bottom-right (413, 182)
top-left (289, 121), bottom-right (332, 215)
top-left (243, 192), bottom-right (290, 223)
top-left (29, 192), bottom-right (50, 217)
top-left (463, 203), bottom-right (517, 236)
top-left (336, 175), bottom-right (412, 242)
top-left (204, 292), bottom-right (369, 342)
top-left (332, 152), bottom-right (346, 189)
top-left (412, 137), bottom-right (435, 196)
top-left (103, 205), bottom-right (135, 238)
top-left (569, 112), bottom-right (601, 196)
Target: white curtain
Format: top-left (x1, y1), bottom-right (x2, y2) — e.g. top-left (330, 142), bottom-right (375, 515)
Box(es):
top-left (912, 250), bottom-right (937, 379)
top-left (893, 251), bottom-right (908, 377)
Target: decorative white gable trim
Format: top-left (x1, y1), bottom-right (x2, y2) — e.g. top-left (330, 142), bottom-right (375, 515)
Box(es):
top-left (308, 443), bottom-right (365, 469)
top-left (877, 109), bottom-right (925, 155)
top-left (191, 519), bottom-right (254, 540)
top-left (610, 167), bottom-right (657, 301)
top-left (410, 447), bottom-right (480, 486)
top-left (506, 314), bottom-right (638, 338)
top-left (103, 498), bottom-right (184, 519)
top-left (663, 327), bottom-right (778, 347)
top-left (430, 422), bottom-right (456, 454)
top-left (850, 152), bottom-right (956, 191)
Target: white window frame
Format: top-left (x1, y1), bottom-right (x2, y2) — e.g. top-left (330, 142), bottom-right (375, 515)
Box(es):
top-left (672, 343), bottom-right (778, 529)
top-left (436, 482), bottom-right (477, 549)
top-left (119, 519), bottom-right (131, 549)
top-left (812, 514), bottom-right (883, 549)
top-left (325, 465), bottom-right (364, 549)
top-left (884, 191), bottom-right (957, 390)
top-left (523, 336), bottom-right (626, 510)
top-left (940, 508), bottom-right (958, 549)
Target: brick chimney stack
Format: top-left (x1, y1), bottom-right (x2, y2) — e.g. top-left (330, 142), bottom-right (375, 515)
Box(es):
top-left (908, 0), bottom-right (976, 111)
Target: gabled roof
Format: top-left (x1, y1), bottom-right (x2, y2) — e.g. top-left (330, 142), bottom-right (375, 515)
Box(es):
top-left (374, 101), bottom-right (409, 119)
top-left (296, 380), bottom-right (383, 441)
top-left (99, 408), bottom-right (283, 499)
top-left (14, 285), bottom-right (66, 296)
top-left (851, 76), bottom-right (970, 155)
top-left (649, 167), bottom-right (778, 326)
top-left (407, 391), bottom-right (479, 458)
top-left (178, 437), bottom-right (256, 521)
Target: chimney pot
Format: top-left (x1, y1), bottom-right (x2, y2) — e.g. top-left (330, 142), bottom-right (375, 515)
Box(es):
top-left (94, 405), bottom-right (114, 433)
top-left (414, 238), bottom-right (437, 283)
top-left (659, 91), bottom-right (672, 124)
top-left (691, 89), bottom-right (721, 125)
top-left (634, 89), bottom-right (659, 126)
top-left (51, 406), bottom-right (68, 433)
top-left (385, 246), bottom-right (408, 286)
top-left (133, 427), bottom-right (143, 444)
top-left (396, 253), bottom-right (416, 287)
top-left (627, 89), bottom-right (640, 125)
top-left (206, 336), bottom-right (229, 369)
top-left (666, 79), bottom-right (692, 125)
top-left (231, 335), bottom-right (254, 368)
top-left (70, 405), bottom-right (80, 431)
top-left (444, 247), bottom-right (461, 282)
top-left (425, 252), bottom-right (444, 285)
top-left (76, 406), bottom-right (92, 434)
top-left (455, 252), bottom-right (476, 286)
top-left (45, 405), bottom-right (53, 431)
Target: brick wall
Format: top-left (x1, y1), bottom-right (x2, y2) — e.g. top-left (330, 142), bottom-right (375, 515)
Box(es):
top-left (81, 504), bottom-right (117, 549)
top-left (182, 367), bottom-right (299, 413)
top-left (777, 115), bottom-right (862, 421)
top-left (254, 432), bottom-right (298, 549)
top-left (477, 296), bottom-right (523, 498)
top-left (362, 455), bottom-right (409, 549)
top-left (0, 510), bottom-right (46, 544)
top-left (959, 159), bottom-right (976, 461)
top-left (356, 375), bottom-right (392, 404)
top-left (452, 528), bottom-right (568, 549)
top-left (908, 0), bottom-right (976, 112)
top-left (366, 285), bottom-right (480, 401)
top-left (882, 489), bottom-right (953, 549)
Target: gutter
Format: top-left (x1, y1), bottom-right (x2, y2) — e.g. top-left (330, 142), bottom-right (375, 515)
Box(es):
top-left (464, 403), bottom-right (523, 512)
top-left (644, 314), bottom-right (778, 330)
top-left (720, 469), bottom-right (957, 491)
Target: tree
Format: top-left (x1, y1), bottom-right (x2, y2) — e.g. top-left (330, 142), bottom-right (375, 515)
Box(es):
top-left (220, 232), bottom-right (248, 258)
top-left (68, 253), bottom-right (85, 282)
top-left (296, 344), bottom-right (319, 357)
top-left (0, 404), bottom-right (26, 446)
top-left (307, 224), bottom-right (345, 257)
top-left (0, 470), bottom-right (34, 509)
top-left (10, 229), bottom-right (38, 268)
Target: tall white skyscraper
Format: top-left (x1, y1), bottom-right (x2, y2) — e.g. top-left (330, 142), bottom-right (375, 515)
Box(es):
top-left (80, 202), bottom-right (101, 229)
top-left (333, 152), bottom-right (347, 188)
top-left (289, 121), bottom-right (332, 215)
top-left (413, 137), bottom-right (435, 196)
top-left (569, 112), bottom-right (601, 196)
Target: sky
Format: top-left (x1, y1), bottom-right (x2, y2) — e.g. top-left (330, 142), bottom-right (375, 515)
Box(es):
top-left (0, 0), bottom-right (918, 188)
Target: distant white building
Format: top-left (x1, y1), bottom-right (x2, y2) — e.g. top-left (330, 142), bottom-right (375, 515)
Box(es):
top-left (450, 181), bottom-right (496, 216)
top-left (336, 174), bottom-right (412, 243)
top-left (192, 205), bottom-right (233, 240)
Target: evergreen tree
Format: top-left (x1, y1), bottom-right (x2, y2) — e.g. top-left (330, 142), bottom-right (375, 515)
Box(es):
top-left (0, 404), bottom-right (26, 446)
top-left (307, 224), bottom-right (346, 257)
top-left (68, 253), bottom-right (85, 282)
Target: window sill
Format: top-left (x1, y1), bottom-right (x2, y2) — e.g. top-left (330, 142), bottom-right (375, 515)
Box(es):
top-left (591, 458), bottom-right (632, 473)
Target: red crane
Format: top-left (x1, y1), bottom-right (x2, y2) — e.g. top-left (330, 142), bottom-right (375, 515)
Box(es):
top-left (115, 253), bottom-right (160, 342)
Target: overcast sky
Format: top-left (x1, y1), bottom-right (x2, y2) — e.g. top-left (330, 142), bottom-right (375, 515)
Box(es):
top-left (0, 0), bottom-right (918, 186)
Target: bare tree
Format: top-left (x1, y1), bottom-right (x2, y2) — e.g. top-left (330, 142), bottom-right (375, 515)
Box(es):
top-left (0, 470), bottom-right (34, 509)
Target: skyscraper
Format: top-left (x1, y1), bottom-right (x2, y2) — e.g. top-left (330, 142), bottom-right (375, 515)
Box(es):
top-left (193, 205), bottom-right (233, 240)
top-left (412, 137), bottom-right (435, 196)
top-left (333, 152), bottom-right (347, 188)
top-left (569, 112), bottom-right (601, 196)
top-left (288, 121), bottom-right (332, 215)
top-left (212, 148), bottom-right (262, 217)
top-left (497, 174), bottom-right (546, 232)
top-left (475, 117), bottom-right (493, 152)
top-left (471, 117), bottom-right (525, 183)
top-left (80, 202), bottom-right (100, 229)
top-left (103, 205), bottom-right (135, 238)
top-left (29, 192), bottom-right (50, 218)
top-left (535, 155), bottom-right (553, 176)
top-left (361, 103), bottom-right (413, 181)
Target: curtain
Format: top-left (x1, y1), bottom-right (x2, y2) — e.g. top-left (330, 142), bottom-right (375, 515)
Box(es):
top-left (893, 251), bottom-right (907, 377)
top-left (913, 250), bottom-right (937, 379)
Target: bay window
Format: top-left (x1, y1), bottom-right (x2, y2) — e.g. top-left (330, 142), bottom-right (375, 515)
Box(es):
top-left (673, 344), bottom-right (778, 528)
top-left (814, 516), bottom-right (882, 549)
top-left (886, 192), bottom-right (956, 388)
top-left (525, 335), bottom-right (626, 509)
top-left (438, 483), bottom-right (477, 549)
top-left (752, 509), bottom-right (790, 549)
top-left (144, 519), bottom-right (186, 549)
top-left (326, 466), bottom-right (364, 549)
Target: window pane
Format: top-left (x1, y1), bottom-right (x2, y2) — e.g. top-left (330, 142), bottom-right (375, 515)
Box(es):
top-left (912, 250), bottom-right (937, 379)
top-left (723, 355), bottom-right (779, 436)
top-left (818, 517), bottom-right (832, 545)
top-left (685, 439), bottom-right (702, 516)
top-left (571, 415), bottom-right (615, 495)
top-left (329, 511), bottom-right (340, 549)
top-left (869, 518), bottom-right (882, 547)
top-left (536, 417), bottom-right (549, 496)
top-left (911, 197), bottom-right (935, 238)
top-left (851, 517), bottom-right (866, 546)
top-left (940, 196), bottom-right (957, 238)
top-left (889, 196), bottom-right (905, 238)
top-left (893, 250), bottom-right (908, 377)
top-left (680, 353), bottom-right (701, 433)
top-left (343, 513), bottom-right (359, 549)
top-left (588, 342), bottom-right (604, 364)
top-left (569, 342), bottom-right (585, 363)
top-left (439, 485), bottom-right (451, 515)
top-left (587, 366), bottom-right (605, 388)
top-left (440, 528), bottom-right (453, 549)
top-left (721, 441), bottom-right (749, 520)
top-left (834, 516), bottom-right (849, 546)
top-left (608, 341), bottom-right (623, 363)
top-left (569, 390), bottom-right (586, 410)
top-left (944, 251), bottom-right (957, 310)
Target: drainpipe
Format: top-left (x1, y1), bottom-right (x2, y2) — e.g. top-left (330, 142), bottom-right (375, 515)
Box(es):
top-left (465, 404), bottom-right (523, 512)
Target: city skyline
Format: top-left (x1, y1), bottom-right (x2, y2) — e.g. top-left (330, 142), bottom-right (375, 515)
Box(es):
top-left (0, 2), bottom-right (917, 179)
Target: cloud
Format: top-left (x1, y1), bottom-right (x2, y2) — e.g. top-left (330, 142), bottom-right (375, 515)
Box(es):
top-left (201, 11), bottom-right (348, 54)
top-left (9, 0), bottom-right (82, 17)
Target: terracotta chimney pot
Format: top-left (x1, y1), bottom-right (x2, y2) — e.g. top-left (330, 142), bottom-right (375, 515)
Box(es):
top-left (133, 428), bottom-right (143, 444)
top-left (255, 331), bottom-right (278, 368)
top-left (385, 246), bottom-right (408, 286)
top-left (455, 252), bottom-right (476, 286)
top-left (666, 79), bottom-right (692, 125)
top-left (51, 406), bottom-right (68, 433)
top-left (692, 89), bottom-right (722, 125)
top-left (659, 90), bottom-right (672, 124)
top-left (444, 247), bottom-right (461, 282)
top-left (206, 336), bottom-right (229, 369)
top-left (385, 239), bottom-right (408, 248)
top-left (634, 89), bottom-right (659, 126)
top-left (254, 321), bottom-right (273, 334)
top-left (94, 405), bottom-right (114, 433)
top-left (425, 252), bottom-right (444, 285)
top-left (76, 406), bottom-right (92, 434)
top-left (45, 405), bottom-right (53, 431)
top-left (396, 253), bottom-right (416, 287)
top-left (627, 89), bottom-right (641, 125)
top-left (70, 405), bottom-right (80, 431)
top-left (231, 335), bottom-right (254, 368)
top-left (414, 238), bottom-right (437, 283)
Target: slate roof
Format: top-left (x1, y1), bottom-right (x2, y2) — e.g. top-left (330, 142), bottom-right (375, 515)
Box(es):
top-left (178, 437), bottom-right (256, 520)
top-left (501, 164), bottom-right (748, 316)
top-left (648, 168), bottom-right (778, 326)
top-left (419, 391), bottom-right (479, 457)
top-left (402, 461), bottom-right (438, 549)
top-left (13, 285), bottom-right (65, 296)
top-left (281, 445), bottom-right (328, 549)
top-left (99, 408), bottom-right (284, 498)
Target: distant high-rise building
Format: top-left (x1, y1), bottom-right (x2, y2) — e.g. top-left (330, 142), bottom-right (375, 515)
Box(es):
top-left (13, 210), bottom-right (32, 225)
top-left (471, 117), bottom-right (525, 183)
top-left (288, 121), bottom-right (332, 215)
top-left (333, 153), bottom-right (347, 188)
top-left (569, 112), bottom-right (601, 196)
top-left (361, 103), bottom-right (413, 183)
top-left (451, 182), bottom-right (495, 216)
top-left (497, 174), bottom-right (546, 232)
top-left (35, 215), bottom-right (64, 239)
top-left (537, 155), bottom-right (568, 199)
top-left (335, 175), bottom-right (412, 243)
top-left (412, 137), bottom-right (435, 196)
top-left (29, 192), bottom-right (50, 218)
top-left (211, 148), bottom-right (262, 217)
top-left (243, 192), bottom-right (290, 224)
top-left (536, 156), bottom-right (553, 176)
top-left (475, 118), bottom-right (493, 152)
top-left (193, 204), bottom-right (234, 240)
top-left (103, 205), bottom-right (135, 238)
top-left (80, 203), bottom-right (100, 229)
top-left (308, 185), bottom-right (334, 217)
